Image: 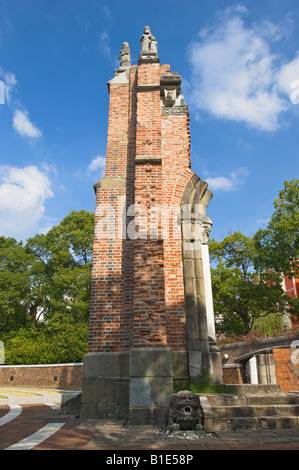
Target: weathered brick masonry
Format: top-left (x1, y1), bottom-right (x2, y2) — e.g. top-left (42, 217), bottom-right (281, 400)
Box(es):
top-left (81, 27), bottom-right (221, 424)
top-left (88, 53), bottom-right (194, 355)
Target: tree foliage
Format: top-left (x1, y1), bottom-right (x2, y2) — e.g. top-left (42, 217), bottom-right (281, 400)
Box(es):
top-left (210, 180), bottom-right (299, 336)
top-left (209, 232), bottom-right (288, 335)
top-left (0, 210), bottom-right (94, 363)
top-left (254, 179), bottom-right (299, 278)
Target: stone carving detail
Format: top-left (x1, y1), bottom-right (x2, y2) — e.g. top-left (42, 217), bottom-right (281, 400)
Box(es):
top-left (115, 42), bottom-right (131, 75)
top-left (139, 26), bottom-right (158, 61)
top-left (141, 26), bottom-right (158, 52)
top-left (164, 89), bottom-right (176, 106)
top-left (119, 42), bottom-right (131, 68)
top-left (167, 390), bottom-right (202, 431)
top-left (160, 73), bottom-right (182, 107)
top-left (202, 217), bottom-right (213, 244)
top-left (161, 105), bottom-right (189, 115)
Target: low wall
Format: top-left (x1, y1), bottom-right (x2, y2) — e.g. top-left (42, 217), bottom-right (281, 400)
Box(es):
top-left (222, 364), bottom-right (244, 384)
top-left (220, 335), bottom-right (299, 364)
top-left (220, 335), bottom-right (299, 392)
top-left (0, 363), bottom-right (83, 390)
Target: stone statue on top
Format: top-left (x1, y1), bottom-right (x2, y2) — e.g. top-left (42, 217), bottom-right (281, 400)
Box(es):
top-left (139, 26), bottom-right (158, 61)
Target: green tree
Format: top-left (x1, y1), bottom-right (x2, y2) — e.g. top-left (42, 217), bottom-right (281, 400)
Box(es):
top-left (0, 237), bottom-right (31, 331)
top-left (0, 210), bottom-right (94, 333)
top-left (0, 210), bottom-right (94, 363)
top-left (26, 210), bottom-right (94, 324)
top-left (254, 179), bottom-right (299, 320)
top-left (254, 179), bottom-right (299, 279)
top-left (210, 232), bottom-right (288, 335)
top-left (1, 321), bottom-right (88, 364)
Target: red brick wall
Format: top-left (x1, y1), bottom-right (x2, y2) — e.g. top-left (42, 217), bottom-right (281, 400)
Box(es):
top-left (0, 364), bottom-right (83, 390)
top-left (88, 69), bottom-right (131, 354)
top-left (273, 348), bottom-right (299, 392)
top-left (133, 61), bottom-right (166, 347)
top-left (88, 59), bottom-right (197, 353)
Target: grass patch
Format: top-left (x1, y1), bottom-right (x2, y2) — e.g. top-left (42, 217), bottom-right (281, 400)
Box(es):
top-left (190, 383), bottom-right (233, 394)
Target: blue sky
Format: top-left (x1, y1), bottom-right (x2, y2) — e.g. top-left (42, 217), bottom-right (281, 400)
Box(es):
top-left (0, 0), bottom-right (298, 243)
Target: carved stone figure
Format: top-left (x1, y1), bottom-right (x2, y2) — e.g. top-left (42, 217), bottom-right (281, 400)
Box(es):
top-left (140, 26), bottom-right (158, 53)
top-left (164, 89), bottom-right (176, 106)
top-left (202, 217), bottom-right (213, 244)
top-left (167, 390), bottom-right (202, 431)
top-left (119, 42), bottom-right (131, 68)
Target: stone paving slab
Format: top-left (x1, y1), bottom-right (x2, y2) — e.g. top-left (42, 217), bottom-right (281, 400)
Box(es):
top-left (1, 400), bottom-right (299, 450)
top-left (0, 387), bottom-right (80, 405)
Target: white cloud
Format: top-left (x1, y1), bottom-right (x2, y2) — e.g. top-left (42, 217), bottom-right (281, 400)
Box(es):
top-left (0, 165), bottom-right (53, 240)
top-left (99, 31), bottom-right (113, 60)
top-left (0, 68), bottom-right (17, 104)
top-left (187, 6), bottom-right (296, 131)
top-left (87, 155), bottom-right (106, 173)
top-left (276, 53), bottom-right (299, 104)
top-left (13, 109), bottom-right (42, 139)
top-left (205, 168), bottom-right (249, 192)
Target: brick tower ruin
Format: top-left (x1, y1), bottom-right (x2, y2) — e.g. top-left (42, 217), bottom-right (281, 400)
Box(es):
top-left (81, 27), bottom-right (222, 425)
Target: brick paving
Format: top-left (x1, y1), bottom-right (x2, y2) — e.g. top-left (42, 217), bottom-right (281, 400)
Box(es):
top-left (1, 403), bottom-right (299, 451)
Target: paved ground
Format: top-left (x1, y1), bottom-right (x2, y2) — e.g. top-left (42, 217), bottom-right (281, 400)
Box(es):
top-left (1, 388), bottom-right (299, 451)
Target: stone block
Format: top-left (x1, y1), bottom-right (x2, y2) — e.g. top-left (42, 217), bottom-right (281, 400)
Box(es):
top-left (129, 408), bottom-right (152, 425)
top-left (81, 377), bottom-right (116, 404)
top-left (82, 352), bottom-right (129, 379)
top-left (129, 347), bottom-right (174, 425)
top-left (152, 407), bottom-right (168, 426)
top-left (151, 377), bottom-right (173, 406)
top-left (81, 352), bottom-right (130, 420)
top-left (116, 379), bottom-right (129, 405)
top-left (188, 350), bottom-right (202, 378)
top-left (172, 351), bottom-right (189, 378)
top-left (129, 347), bottom-right (173, 377)
top-left (80, 403), bottom-right (117, 419)
top-left (130, 377), bottom-right (152, 407)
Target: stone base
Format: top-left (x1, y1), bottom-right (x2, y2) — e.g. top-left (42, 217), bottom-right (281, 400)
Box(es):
top-left (129, 347), bottom-right (173, 425)
top-left (80, 352), bottom-right (129, 420)
top-left (80, 348), bottom-right (175, 424)
top-left (138, 52), bottom-right (159, 64)
top-left (80, 348), bottom-right (221, 423)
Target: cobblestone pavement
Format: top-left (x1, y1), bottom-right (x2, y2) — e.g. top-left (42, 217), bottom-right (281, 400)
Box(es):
top-left (1, 403), bottom-right (299, 451)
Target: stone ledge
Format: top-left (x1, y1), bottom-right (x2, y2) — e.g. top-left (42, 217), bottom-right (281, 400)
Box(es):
top-left (135, 155), bottom-right (162, 164)
top-left (93, 176), bottom-right (126, 191)
top-left (137, 85), bottom-right (160, 92)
